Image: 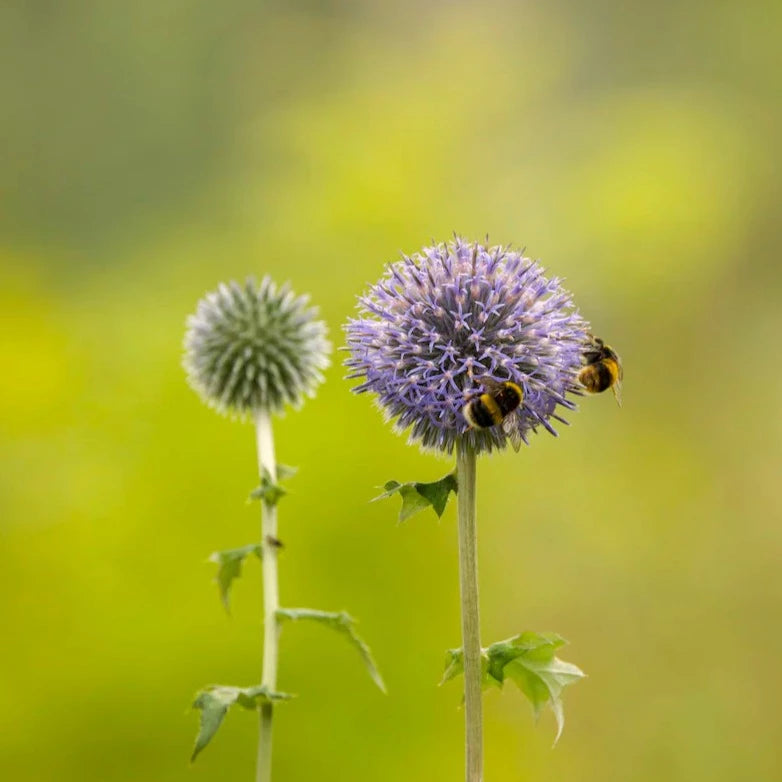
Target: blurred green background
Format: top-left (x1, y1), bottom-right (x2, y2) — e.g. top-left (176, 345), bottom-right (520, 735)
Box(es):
top-left (2, 1), bottom-right (781, 780)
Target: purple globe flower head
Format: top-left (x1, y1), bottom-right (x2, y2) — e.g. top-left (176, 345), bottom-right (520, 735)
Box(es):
top-left (344, 238), bottom-right (591, 455)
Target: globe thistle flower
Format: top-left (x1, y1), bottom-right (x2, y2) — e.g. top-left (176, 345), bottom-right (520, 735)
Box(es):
top-left (345, 238), bottom-right (590, 454)
top-left (184, 277), bottom-right (330, 417)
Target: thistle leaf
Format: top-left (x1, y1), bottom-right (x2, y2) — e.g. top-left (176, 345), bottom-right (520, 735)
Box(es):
top-left (275, 463), bottom-right (298, 481)
top-left (441, 631), bottom-right (585, 744)
top-left (249, 464), bottom-right (297, 506)
top-left (372, 472), bottom-right (457, 522)
top-left (440, 647), bottom-right (465, 686)
top-left (276, 608), bottom-right (386, 693)
top-left (191, 684), bottom-right (293, 761)
top-left (208, 543), bottom-right (261, 612)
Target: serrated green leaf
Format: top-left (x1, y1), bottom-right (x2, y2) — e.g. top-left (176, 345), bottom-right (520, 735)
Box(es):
top-left (439, 647), bottom-right (500, 691)
top-left (190, 684), bottom-right (293, 762)
top-left (249, 464), bottom-right (297, 506)
top-left (415, 474), bottom-right (458, 516)
top-left (441, 631), bottom-right (584, 745)
top-left (276, 608), bottom-right (386, 693)
top-left (372, 472), bottom-right (457, 522)
top-left (440, 648), bottom-right (464, 686)
top-left (208, 543), bottom-right (261, 612)
top-left (275, 463), bottom-right (298, 481)
top-left (506, 655), bottom-right (584, 744)
top-left (483, 632), bottom-right (566, 684)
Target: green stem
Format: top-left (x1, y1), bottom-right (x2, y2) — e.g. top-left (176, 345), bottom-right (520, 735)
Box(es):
top-left (255, 410), bottom-right (279, 782)
top-left (456, 438), bottom-right (482, 782)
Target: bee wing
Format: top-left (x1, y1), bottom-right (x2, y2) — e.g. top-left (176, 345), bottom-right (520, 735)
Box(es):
top-left (478, 376), bottom-right (503, 393)
top-left (611, 380), bottom-right (623, 407)
top-left (613, 350), bottom-right (623, 406)
top-left (502, 411), bottom-right (523, 452)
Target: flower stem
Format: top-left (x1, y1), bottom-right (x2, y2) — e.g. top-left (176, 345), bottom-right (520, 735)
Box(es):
top-left (456, 438), bottom-right (483, 782)
top-left (255, 410), bottom-right (279, 782)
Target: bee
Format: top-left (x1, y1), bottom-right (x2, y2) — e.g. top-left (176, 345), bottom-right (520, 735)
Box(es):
top-left (462, 377), bottom-right (524, 451)
top-left (577, 335), bottom-right (623, 406)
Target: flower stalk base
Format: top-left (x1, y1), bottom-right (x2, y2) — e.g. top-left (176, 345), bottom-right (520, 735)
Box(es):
top-left (456, 438), bottom-right (483, 782)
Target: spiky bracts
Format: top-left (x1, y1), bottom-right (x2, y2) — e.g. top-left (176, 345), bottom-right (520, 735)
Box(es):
top-left (185, 277), bottom-right (330, 417)
top-left (345, 239), bottom-right (590, 454)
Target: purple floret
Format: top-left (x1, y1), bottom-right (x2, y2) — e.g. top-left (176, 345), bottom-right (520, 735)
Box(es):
top-left (344, 238), bottom-right (590, 454)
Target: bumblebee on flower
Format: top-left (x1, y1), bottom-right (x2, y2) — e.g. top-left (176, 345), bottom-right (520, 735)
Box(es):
top-left (345, 238), bottom-right (593, 454)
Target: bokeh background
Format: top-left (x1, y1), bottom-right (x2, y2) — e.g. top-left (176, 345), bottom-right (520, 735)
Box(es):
top-left (3, 1), bottom-right (782, 780)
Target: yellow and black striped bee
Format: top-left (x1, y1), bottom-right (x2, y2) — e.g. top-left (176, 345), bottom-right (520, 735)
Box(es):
top-left (462, 377), bottom-right (524, 451)
top-left (577, 335), bottom-right (623, 406)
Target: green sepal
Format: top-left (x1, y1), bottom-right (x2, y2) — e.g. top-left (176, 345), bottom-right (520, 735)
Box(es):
top-left (372, 472), bottom-right (458, 522)
top-left (190, 684), bottom-right (294, 762)
top-left (208, 543), bottom-right (261, 612)
top-left (249, 464), bottom-right (298, 506)
top-left (276, 608), bottom-right (386, 693)
top-left (440, 631), bottom-right (585, 745)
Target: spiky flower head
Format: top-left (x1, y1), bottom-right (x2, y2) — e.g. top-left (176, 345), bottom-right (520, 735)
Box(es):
top-left (345, 238), bottom-right (590, 454)
top-left (184, 277), bottom-right (330, 417)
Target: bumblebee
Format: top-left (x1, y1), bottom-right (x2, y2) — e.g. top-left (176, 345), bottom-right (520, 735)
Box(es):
top-left (462, 377), bottom-right (524, 451)
top-left (577, 335), bottom-right (623, 406)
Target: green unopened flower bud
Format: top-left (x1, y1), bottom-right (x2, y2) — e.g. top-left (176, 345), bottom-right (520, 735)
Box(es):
top-left (184, 277), bottom-right (330, 417)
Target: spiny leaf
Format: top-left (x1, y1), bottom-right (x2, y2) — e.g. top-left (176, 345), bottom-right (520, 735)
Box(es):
top-left (376, 481), bottom-right (430, 521)
top-left (276, 608), bottom-right (386, 693)
top-left (440, 631), bottom-right (585, 745)
top-left (275, 463), bottom-right (298, 481)
top-left (249, 464), bottom-right (298, 506)
top-left (372, 472), bottom-right (458, 522)
top-left (191, 684), bottom-right (293, 762)
top-left (438, 647), bottom-right (501, 691)
top-left (505, 655), bottom-right (584, 745)
top-left (208, 543), bottom-right (261, 612)
top-left (440, 648), bottom-right (464, 686)
top-left (484, 631), bottom-right (567, 686)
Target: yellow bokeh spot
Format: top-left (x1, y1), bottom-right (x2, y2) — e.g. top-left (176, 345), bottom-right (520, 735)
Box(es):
top-left (0, 257), bottom-right (82, 434)
top-left (566, 91), bottom-right (753, 287)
